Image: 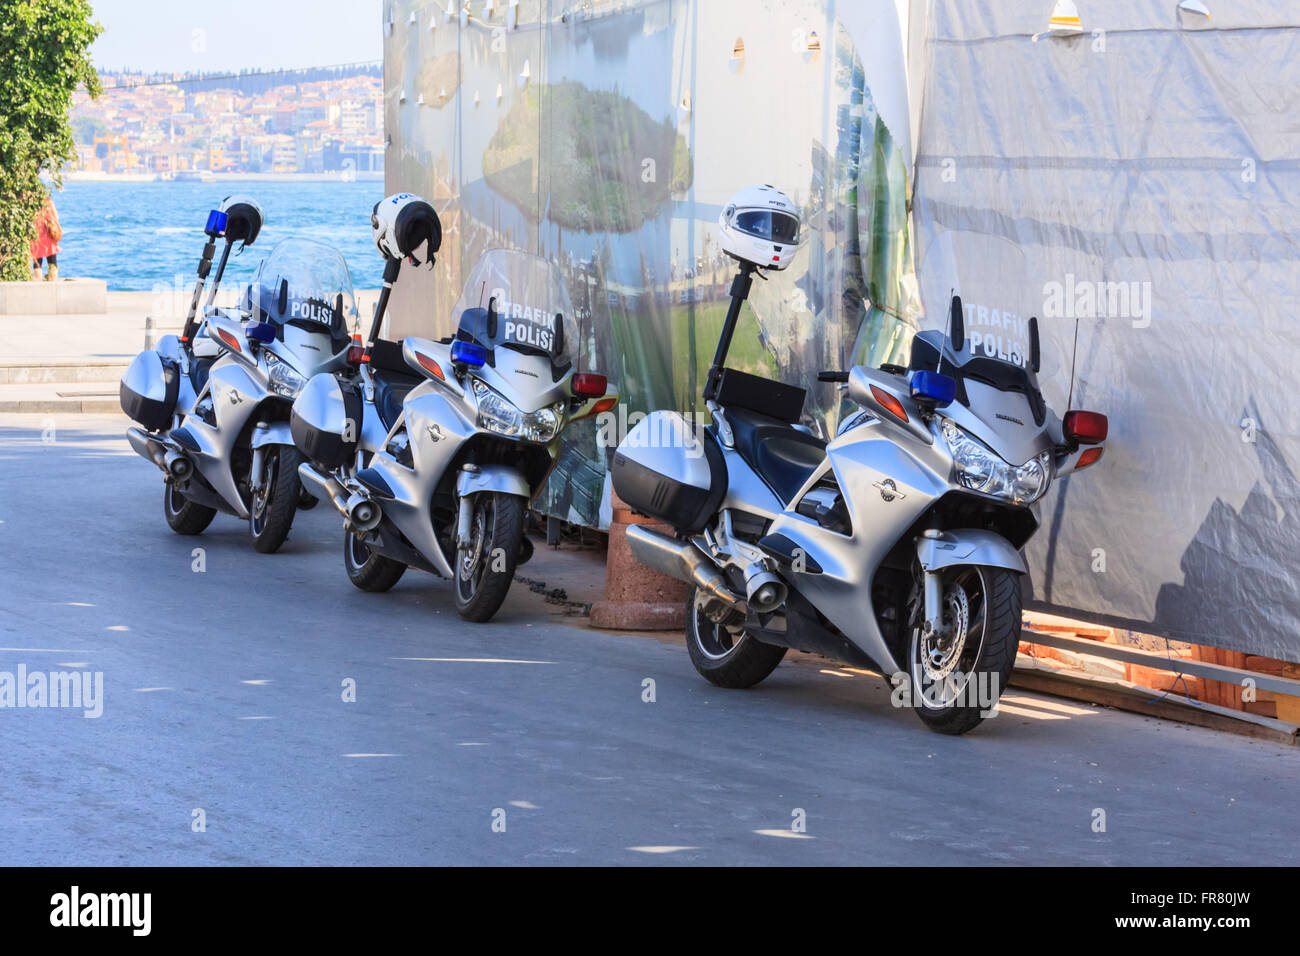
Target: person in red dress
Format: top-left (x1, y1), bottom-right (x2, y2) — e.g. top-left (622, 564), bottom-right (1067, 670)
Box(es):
top-left (30, 195), bottom-right (62, 281)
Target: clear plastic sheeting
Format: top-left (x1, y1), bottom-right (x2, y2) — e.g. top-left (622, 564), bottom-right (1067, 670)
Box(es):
top-left (912, 0), bottom-right (1300, 660)
top-left (384, 0), bottom-right (920, 530)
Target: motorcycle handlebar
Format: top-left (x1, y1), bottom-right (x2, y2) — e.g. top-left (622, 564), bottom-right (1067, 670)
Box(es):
top-left (818, 370), bottom-right (850, 383)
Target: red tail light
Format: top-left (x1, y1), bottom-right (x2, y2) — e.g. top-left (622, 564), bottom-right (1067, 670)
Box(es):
top-left (347, 335), bottom-right (364, 365)
top-left (572, 373), bottom-right (608, 398)
top-left (1064, 410), bottom-right (1108, 445)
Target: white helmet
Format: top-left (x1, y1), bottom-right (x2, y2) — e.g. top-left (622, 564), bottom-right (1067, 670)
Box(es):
top-left (371, 192), bottom-right (442, 265)
top-left (718, 184), bottom-right (800, 270)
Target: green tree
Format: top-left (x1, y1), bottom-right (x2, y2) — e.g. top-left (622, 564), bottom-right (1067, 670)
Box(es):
top-left (0, 0), bottom-right (101, 280)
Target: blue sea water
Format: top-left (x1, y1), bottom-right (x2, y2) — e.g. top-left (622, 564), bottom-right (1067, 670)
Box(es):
top-left (51, 180), bottom-right (386, 291)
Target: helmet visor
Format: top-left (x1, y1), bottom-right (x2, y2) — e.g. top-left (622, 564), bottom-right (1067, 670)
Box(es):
top-left (736, 209), bottom-right (799, 243)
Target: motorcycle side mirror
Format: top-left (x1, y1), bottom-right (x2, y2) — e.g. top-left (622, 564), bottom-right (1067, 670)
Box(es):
top-left (553, 312), bottom-right (565, 356)
top-left (486, 296), bottom-right (499, 340)
top-left (278, 279), bottom-right (288, 316)
top-left (1029, 316), bottom-right (1041, 373)
top-left (949, 295), bottom-right (965, 352)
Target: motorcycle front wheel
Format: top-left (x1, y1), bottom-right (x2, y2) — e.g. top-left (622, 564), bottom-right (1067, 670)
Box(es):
top-left (685, 588), bottom-right (786, 688)
top-left (907, 565), bottom-right (1021, 735)
top-left (454, 492), bottom-right (524, 623)
top-left (249, 445), bottom-right (300, 554)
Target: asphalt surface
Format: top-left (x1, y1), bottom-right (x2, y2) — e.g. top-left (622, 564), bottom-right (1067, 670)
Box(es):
top-left (1, 414), bottom-right (1297, 866)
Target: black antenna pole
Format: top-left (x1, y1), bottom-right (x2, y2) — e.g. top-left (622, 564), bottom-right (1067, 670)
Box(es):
top-left (1066, 315), bottom-right (1081, 410)
top-left (703, 261), bottom-right (757, 402)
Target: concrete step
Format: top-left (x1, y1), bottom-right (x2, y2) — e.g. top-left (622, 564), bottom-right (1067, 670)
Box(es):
top-left (0, 382), bottom-right (126, 414)
top-left (0, 363), bottom-right (128, 384)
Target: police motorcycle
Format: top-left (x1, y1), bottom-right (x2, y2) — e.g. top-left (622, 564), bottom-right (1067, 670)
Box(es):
top-left (120, 195), bottom-right (264, 432)
top-left (122, 236), bottom-right (361, 553)
top-left (611, 185), bottom-right (1109, 734)
top-left (291, 193), bottom-right (618, 622)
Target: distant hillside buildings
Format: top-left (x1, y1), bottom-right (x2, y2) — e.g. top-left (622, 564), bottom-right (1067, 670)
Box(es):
top-left (71, 69), bottom-right (384, 176)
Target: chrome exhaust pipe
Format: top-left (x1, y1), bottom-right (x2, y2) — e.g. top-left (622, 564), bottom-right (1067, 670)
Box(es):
top-left (345, 492), bottom-right (382, 532)
top-left (127, 426), bottom-right (192, 480)
top-left (298, 462), bottom-right (382, 532)
top-left (163, 450), bottom-right (192, 480)
top-left (625, 524), bottom-right (741, 608)
top-left (744, 562), bottom-right (788, 613)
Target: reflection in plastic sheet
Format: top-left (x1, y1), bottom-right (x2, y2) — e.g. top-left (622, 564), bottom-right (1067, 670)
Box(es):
top-left (383, 0), bottom-right (918, 529)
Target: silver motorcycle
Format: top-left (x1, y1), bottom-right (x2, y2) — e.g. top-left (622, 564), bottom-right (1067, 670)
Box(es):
top-left (122, 237), bottom-right (360, 552)
top-left (612, 243), bottom-right (1108, 734)
top-left (293, 207), bottom-right (618, 622)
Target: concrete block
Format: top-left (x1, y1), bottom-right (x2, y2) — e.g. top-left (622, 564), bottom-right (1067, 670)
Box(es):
top-left (0, 278), bottom-right (108, 315)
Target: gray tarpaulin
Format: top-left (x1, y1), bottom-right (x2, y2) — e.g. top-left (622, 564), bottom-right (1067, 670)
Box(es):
top-left (912, 1), bottom-right (1300, 660)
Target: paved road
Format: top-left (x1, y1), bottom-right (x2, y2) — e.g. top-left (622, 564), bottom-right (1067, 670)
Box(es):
top-left (1, 415), bottom-right (1297, 865)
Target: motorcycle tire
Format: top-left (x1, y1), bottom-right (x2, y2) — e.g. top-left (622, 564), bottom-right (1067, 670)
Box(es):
top-left (454, 492), bottom-right (524, 623)
top-left (685, 588), bottom-right (786, 688)
top-left (163, 482), bottom-right (216, 536)
top-left (908, 565), bottom-right (1021, 735)
top-left (345, 533), bottom-right (407, 592)
top-left (249, 445), bottom-right (300, 554)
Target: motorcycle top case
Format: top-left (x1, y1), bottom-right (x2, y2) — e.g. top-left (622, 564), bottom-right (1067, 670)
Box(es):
top-left (611, 410), bottom-right (726, 533)
top-left (290, 372), bottom-right (364, 470)
top-left (119, 349), bottom-right (180, 432)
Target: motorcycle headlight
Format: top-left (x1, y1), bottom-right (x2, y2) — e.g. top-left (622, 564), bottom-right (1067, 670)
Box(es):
top-left (521, 402), bottom-right (565, 444)
top-left (939, 418), bottom-right (1052, 506)
top-left (472, 378), bottom-right (522, 437)
top-left (265, 353), bottom-right (307, 398)
top-left (472, 380), bottom-right (566, 444)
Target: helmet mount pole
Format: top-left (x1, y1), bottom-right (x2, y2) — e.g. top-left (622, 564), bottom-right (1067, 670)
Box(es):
top-left (362, 255), bottom-right (404, 358)
top-left (703, 260), bottom-right (758, 402)
top-left (179, 233), bottom-right (224, 348)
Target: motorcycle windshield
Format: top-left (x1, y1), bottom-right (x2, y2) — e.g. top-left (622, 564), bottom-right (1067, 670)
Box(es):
top-left (451, 249), bottom-right (578, 365)
top-left (914, 232), bottom-right (1050, 416)
top-left (249, 238), bottom-right (360, 334)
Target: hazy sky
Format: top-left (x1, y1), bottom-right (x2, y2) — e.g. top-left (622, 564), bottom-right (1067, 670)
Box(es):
top-left (89, 0), bottom-right (384, 73)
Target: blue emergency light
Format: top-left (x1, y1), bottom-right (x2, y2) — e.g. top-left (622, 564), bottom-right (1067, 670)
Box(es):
top-left (451, 340), bottom-right (487, 367)
top-left (205, 209), bottom-right (229, 237)
top-left (909, 369), bottom-right (956, 407)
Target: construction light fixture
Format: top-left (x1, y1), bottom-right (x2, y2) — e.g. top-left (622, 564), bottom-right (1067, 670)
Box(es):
top-left (1177, 1), bottom-right (1211, 18)
top-left (1032, 0), bottom-right (1084, 41)
top-left (805, 30), bottom-right (821, 52)
top-left (408, 10), bottom-right (416, 24)
top-left (508, 0), bottom-right (519, 30)
top-left (518, 59), bottom-right (531, 88)
top-left (678, 93), bottom-right (692, 120)
top-left (731, 37), bottom-right (745, 61)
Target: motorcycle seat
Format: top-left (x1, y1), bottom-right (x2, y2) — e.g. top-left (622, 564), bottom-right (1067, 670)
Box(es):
top-left (372, 367), bottom-right (422, 432)
top-left (189, 356), bottom-right (213, 395)
top-left (723, 406), bottom-right (826, 505)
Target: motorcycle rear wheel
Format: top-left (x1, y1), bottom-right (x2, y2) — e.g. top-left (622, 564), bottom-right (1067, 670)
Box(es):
top-left (907, 565), bottom-right (1021, 735)
top-left (163, 481), bottom-right (216, 535)
top-left (685, 589), bottom-right (786, 688)
top-left (345, 533), bottom-right (407, 592)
